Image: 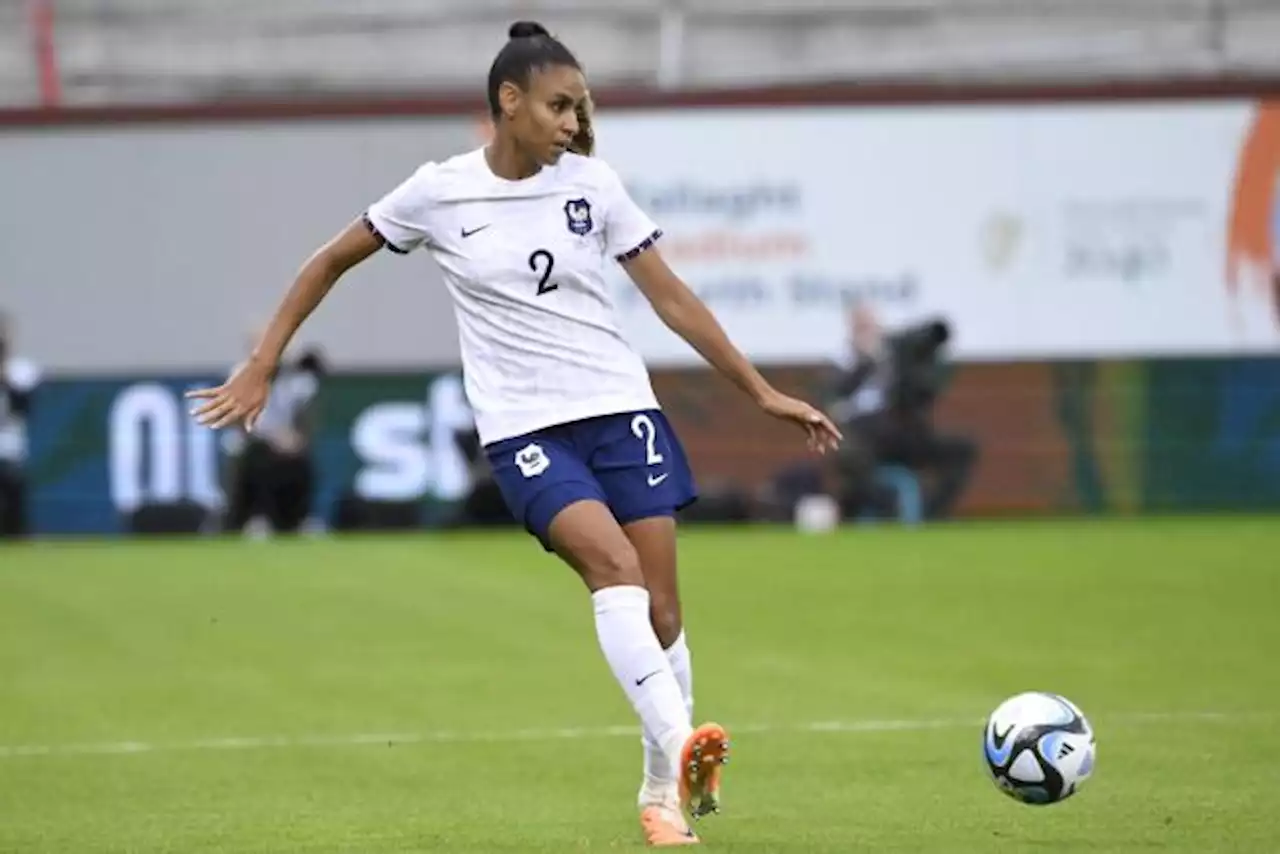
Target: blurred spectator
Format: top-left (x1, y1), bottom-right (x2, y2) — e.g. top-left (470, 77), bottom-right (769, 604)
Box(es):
top-left (223, 343), bottom-right (326, 536)
top-left (449, 426), bottom-right (516, 529)
top-left (826, 303), bottom-right (978, 521)
top-left (0, 311), bottom-right (39, 539)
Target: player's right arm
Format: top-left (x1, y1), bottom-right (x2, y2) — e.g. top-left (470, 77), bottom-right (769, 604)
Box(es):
top-left (187, 220), bottom-right (380, 431)
top-left (189, 163), bottom-right (438, 432)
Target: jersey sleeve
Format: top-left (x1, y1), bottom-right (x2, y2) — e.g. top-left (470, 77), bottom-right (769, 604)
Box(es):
top-left (363, 162), bottom-right (439, 254)
top-left (598, 162), bottom-right (662, 263)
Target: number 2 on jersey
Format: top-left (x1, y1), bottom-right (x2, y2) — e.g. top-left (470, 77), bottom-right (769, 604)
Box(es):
top-left (528, 249), bottom-right (558, 295)
top-left (631, 414), bottom-right (665, 465)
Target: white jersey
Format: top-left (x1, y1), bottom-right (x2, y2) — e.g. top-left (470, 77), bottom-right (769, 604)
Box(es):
top-left (364, 148), bottom-right (663, 445)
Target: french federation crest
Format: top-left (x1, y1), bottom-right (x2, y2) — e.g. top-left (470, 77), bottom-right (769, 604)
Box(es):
top-left (564, 198), bottom-right (593, 235)
top-left (515, 443), bottom-right (550, 478)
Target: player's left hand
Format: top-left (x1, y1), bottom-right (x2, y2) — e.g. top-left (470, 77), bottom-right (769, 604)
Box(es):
top-left (759, 390), bottom-right (843, 454)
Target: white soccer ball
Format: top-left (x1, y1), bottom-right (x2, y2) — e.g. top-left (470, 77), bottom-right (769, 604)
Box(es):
top-left (982, 691), bottom-right (1096, 805)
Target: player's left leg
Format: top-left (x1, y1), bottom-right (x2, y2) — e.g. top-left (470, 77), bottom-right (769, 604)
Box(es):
top-left (593, 410), bottom-right (729, 834)
top-left (625, 515), bottom-right (705, 845)
top-left (625, 516), bottom-right (690, 804)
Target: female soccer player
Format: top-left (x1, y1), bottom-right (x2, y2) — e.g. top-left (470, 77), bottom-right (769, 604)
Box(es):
top-left (189, 21), bottom-right (841, 847)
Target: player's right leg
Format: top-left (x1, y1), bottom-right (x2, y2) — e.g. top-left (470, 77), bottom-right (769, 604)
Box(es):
top-left (484, 432), bottom-right (694, 806)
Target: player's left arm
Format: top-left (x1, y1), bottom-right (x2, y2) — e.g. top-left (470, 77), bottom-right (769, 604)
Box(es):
top-left (621, 248), bottom-right (841, 452)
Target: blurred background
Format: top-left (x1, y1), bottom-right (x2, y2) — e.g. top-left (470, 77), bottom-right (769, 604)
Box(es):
top-left (4, 5), bottom-right (1280, 853)
top-left (3, 0), bottom-right (1280, 539)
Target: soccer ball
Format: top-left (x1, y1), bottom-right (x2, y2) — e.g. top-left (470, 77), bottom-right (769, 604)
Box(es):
top-left (982, 691), bottom-right (1096, 805)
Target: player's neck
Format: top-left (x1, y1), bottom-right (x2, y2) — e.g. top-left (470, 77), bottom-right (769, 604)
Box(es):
top-left (484, 139), bottom-right (543, 182)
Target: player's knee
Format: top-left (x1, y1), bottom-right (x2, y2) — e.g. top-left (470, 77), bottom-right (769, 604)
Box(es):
top-left (581, 541), bottom-right (645, 590)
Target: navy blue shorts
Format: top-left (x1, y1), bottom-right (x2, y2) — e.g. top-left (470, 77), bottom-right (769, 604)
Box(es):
top-left (484, 410), bottom-right (698, 550)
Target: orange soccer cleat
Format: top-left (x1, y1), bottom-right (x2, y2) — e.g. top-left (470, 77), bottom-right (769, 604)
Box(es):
top-left (640, 804), bottom-right (700, 847)
top-left (678, 722), bottom-right (730, 821)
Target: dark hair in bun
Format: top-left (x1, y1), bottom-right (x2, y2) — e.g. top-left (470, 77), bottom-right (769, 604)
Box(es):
top-left (508, 21), bottom-right (550, 40)
top-left (487, 20), bottom-right (581, 117)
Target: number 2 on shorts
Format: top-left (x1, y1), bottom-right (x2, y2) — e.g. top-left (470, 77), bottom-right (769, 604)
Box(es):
top-left (631, 414), bottom-right (665, 466)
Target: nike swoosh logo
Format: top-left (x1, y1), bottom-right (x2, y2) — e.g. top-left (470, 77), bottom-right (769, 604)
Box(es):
top-left (647, 473), bottom-right (669, 487)
top-left (635, 670), bottom-right (661, 687)
top-left (461, 225), bottom-right (490, 238)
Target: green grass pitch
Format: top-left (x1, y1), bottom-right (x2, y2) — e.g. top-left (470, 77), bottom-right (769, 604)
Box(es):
top-left (1, 517), bottom-right (1277, 852)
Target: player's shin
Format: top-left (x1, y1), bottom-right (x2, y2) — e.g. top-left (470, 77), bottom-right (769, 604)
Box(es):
top-left (592, 585), bottom-right (692, 770)
top-left (641, 630), bottom-right (694, 805)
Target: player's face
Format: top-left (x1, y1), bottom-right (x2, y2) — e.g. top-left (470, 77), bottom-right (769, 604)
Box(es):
top-left (516, 64), bottom-right (588, 166)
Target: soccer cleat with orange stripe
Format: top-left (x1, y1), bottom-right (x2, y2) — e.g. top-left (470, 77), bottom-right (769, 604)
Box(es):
top-left (678, 722), bottom-right (730, 820)
top-left (640, 804), bottom-right (700, 846)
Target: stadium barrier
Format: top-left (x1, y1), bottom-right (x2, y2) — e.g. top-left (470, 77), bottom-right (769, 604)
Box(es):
top-left (22, 357), bottom-right (1280, 536)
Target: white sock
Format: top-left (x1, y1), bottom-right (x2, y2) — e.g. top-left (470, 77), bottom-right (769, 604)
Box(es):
top-left (592, 587), bottom-right (691, 778)
top-left (641, 631), bottom-right (694, 804)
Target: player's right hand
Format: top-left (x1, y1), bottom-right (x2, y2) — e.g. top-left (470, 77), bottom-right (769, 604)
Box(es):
top-left (186, 359), bottom-right (273, 431)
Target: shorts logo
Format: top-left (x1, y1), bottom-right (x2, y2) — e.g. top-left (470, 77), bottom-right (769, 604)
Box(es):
top-left (515, 443), bottom-right (550, 478)
top-left (564, 198), bottom-right (593, 236)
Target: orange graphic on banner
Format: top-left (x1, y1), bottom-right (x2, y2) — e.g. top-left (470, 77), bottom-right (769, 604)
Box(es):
top-left (1226, 102), bottom-right (1280, 329)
